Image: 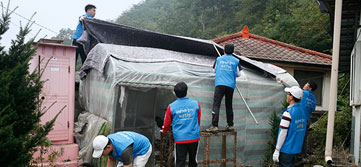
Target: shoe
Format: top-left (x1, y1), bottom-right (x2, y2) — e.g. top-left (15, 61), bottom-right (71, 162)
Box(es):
top-left (225, 125), bottom-right (234, 131)
top-left (206, 125), bottom-right (218, 132)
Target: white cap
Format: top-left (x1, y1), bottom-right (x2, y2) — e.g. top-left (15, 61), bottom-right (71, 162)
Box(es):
top-left (92, 135), bottom-right (109, 158)
top-left (284, 86), bottom-right (303, 99)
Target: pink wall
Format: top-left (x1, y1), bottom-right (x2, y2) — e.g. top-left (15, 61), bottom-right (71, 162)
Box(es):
top-left (30, 42), bottom-right (77, 144)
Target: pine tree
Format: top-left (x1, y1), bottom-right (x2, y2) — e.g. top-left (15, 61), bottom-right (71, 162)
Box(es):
top-left (263, 99), bottom-right (288, 166)
top-left (0, 3), bottom-right (59, 166)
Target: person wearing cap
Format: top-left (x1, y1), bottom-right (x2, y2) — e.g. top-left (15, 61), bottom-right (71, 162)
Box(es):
top-left (299, 80), bottom-right (317, 156)
top-left (206, 43), bottom-right (242, 132)
top-left (273, 86), bottom-right (307, 166)
top-left (162, 82), bottom-right (201, 167)
top-left (92, 131), bottom-right (152, 167)
top-left (72, 4), bottom-right (96, 65)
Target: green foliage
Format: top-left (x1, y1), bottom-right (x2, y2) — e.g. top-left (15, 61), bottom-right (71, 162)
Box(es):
top-left (308, 74), bottom-right (352, 164)
top-left (114, 0), bottom-right (332, 53)
top-left (51, 28), bottom-right (74, 45)
top-left (263, 111), bottom-right (280, 167)
top-left (252, 0), bottom-right (332, 53)
top-left (116, 0), bottom-right (171, 32)
top-left (32, 143), bottom-right (64, 167)
top-left (91, 122), bottom-right (111, 167)
top-left (263, 98), bottom-right (287, 166)
top-left (0, 3), bottom-right (59, 166)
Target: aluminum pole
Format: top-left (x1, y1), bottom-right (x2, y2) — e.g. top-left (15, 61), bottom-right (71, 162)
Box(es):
top-left (213, 44), bottom-right (258, 124)
top-left (325, 0), bottom-right (342, 163)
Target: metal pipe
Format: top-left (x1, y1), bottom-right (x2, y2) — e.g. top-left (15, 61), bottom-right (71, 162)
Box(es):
top-left (212, 44), bottom-right (258, 124)
top-left (354, 106), bottom-right (360, 164)
top-left (325, 0), bottom-right (343, 163)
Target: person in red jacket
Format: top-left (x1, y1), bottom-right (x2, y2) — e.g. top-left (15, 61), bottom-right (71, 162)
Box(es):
top-left (162, 82), bottom-right (201, 167)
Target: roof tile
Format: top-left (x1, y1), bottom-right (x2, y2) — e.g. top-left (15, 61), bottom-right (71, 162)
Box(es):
top-left (212, 26), bottom-right (332, 66)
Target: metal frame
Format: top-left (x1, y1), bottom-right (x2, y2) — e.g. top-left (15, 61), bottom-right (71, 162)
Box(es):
top-left (160, 131), bottom-right (237, 167)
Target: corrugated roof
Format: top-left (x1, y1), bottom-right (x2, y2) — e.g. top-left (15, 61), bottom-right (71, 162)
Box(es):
top-left (212, 26), bottom-right (332, 67)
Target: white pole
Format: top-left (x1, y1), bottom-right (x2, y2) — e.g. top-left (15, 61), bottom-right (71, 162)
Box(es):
top-left (325, 0), bottom-right (343, 163)
top-left (212, 44), bottom-right (258, 124)
top-left (354, 106), bottom-right (360, 165)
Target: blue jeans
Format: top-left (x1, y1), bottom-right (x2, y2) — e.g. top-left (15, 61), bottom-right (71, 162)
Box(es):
top-left (279, 152), bottom-right (297, 167)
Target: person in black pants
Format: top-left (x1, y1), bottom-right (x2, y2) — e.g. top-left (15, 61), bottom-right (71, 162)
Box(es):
top-left (206, 43), bottom-right (242, 132)
top-left (162, 82), bottom-right (201, 167)
top-left (175, 142), bottom-right (199, 167)
top-left (72, 40), bottom-right (86, 65)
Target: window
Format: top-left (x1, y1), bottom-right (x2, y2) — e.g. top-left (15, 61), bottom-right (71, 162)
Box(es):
top-left (294, 70), bottom-right (324, 106)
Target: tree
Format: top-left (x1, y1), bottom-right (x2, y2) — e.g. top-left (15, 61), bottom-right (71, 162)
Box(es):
top-left (0, 3), bottom-right (58, 166)
top-left (114, 0), bottom-right (331, 53)
top-left (252, 0), bottom-right (332, 53)
top-left (308, 74), bottom-right (352, 165)
top-left (51, 28), bottom-right (74, 45)
top-left (115, 0), bottom-right (174, 32)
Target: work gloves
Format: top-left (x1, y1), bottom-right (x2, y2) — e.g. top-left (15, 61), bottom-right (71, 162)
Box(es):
top-left (273, 150), bottom-right (280, 162)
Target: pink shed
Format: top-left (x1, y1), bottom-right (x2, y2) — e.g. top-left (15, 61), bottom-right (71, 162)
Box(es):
top-left (29, 40), bottom-right (77, 144)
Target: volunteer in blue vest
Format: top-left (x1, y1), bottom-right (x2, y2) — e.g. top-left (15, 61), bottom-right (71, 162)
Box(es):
top-left (273, 86), bottom-right (307, 166)
top-left (206, 43), bottom-right (242, 132)
top-left (72, 4), bottom-right (96, 65)
top-left (162, 82), bottom-right (201, 167)
top-left (300, 80), bottom-right (317, 156)
top-left (92, 131), bottom-right (152, 167)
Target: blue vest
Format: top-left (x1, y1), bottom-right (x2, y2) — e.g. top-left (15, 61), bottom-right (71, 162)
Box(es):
top-left (72, 13), bottom-right (92, 40)
top-left (215, 54), bottom-right (240, 89)
top-left (278, 104), bottom-right (307, 154)
top-left (300, 90), bottom-right (317, 121)
top-left (169, 97), bottom-right (200, 142)
top-left (108, 131), bottom-right (150, 161)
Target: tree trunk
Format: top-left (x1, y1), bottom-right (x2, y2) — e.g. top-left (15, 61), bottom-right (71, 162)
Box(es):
top-left (200, 0), bottom-right (206, 32)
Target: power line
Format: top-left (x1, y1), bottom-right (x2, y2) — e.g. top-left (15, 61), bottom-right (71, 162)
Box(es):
top-left (1, 4), bottom-right (58, 35)
top-left (12, 11), bottom-right (58, 34)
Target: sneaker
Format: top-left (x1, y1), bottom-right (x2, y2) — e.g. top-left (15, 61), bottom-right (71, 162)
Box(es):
top-left (225, 125), bottom-right (234, 131)
top-left (206, 125), bottom-right (218, 132)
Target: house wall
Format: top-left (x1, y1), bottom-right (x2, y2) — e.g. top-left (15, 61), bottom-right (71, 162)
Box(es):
top-left (318, 71), bottom-right (331, 111)
top-left (351, 13), bottom-right (361, 164)
top-left (283, 67), bottom-right (294, 76)
top-left (78, 58), bottom-right (287, 166)
top-left (281, 67), bottom-right (330, 111)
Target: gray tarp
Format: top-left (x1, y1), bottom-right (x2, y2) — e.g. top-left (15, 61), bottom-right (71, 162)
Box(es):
top-left (78, 18), bottom-right (299, 86)
top-left (76, 43), bottom-right (297, 166)
top-left (75, 18), bottom-right (299, 166)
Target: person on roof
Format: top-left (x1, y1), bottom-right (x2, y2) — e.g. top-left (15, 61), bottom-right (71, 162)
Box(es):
top-left (72, 4), bottom-right (96, 65)
top-left (206, 43), bottom-right (242, 132)
top-left (92, 131), bottom-right (152, 167)
top-left (273, 86), bottom-right (307, 166)
top-left (162, 82), bottom-right (201, 167)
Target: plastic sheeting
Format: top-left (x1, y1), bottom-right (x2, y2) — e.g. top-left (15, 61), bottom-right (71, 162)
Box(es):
top-left (77, 43), bottom-right (296, 166)
top-left (78, 18), bottom-right (299, 86)
top-left (74, 112), bottom-right (109, 161)
top-left (75, 18), bottom-right (299, 166)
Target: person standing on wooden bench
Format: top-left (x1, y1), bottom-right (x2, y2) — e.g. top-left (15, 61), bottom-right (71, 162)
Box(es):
top-left (162, 82), bottom-right (202, 167)
top-left (206, 43), bottom-right (242, 132)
